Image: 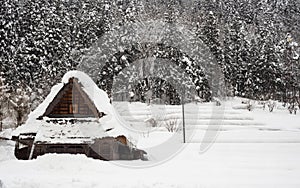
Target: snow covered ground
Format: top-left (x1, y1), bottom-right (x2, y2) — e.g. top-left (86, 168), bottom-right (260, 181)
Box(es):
top-left (1, 143), bottom-right (300, 188)
top-left (0, 97), bottom-right (300, 188)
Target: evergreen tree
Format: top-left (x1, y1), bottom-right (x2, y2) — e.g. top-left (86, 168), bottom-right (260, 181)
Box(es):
top-left (279, 34), bottom-right (300, 103)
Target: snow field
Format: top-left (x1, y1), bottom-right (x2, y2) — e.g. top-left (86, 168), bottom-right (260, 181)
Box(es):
top-left (1, 143), bottom-right (300, 188)
top-left (0, 97), bottom-right (300, 187)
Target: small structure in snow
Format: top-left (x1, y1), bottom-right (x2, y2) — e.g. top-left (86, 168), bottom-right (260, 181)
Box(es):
top-left (12, 71), bottom-right (146, 160)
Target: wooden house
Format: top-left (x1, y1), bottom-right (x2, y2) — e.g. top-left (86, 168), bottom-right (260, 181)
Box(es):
top-left (12, 71), bottom-right (146, 160)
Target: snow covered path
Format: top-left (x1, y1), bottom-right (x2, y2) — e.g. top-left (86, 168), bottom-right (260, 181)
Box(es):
top-left (1, 143), bottom-right (300, 188)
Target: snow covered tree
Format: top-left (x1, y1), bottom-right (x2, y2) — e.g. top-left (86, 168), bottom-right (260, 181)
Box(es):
top-left (8, 84), bottom-right (31, 127)
top-left (1, 0), bottom-right (300, 112)
top-left (0, 76), bottom-right (16, 129)
top-left (1, 0), bottom-right (109, 113)
top-left (222, 19), bottom-right (249, 96)
top-left (278, 34), bottom-right (300, 107)
top-left (0, 77), bottom-right (8, 131)
top-left (196, 8), bottom-right (223, 64)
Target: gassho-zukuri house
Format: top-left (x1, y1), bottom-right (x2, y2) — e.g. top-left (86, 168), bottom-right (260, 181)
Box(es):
top-left (12, 71), bottom-right (147, 160)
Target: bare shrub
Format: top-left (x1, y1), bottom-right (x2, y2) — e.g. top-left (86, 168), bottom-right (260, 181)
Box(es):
top-left (165, 118), bottom-right (181, 132)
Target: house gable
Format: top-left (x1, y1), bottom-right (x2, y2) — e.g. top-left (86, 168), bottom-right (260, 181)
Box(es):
top-left (42, 78), bottom-right (103, 118)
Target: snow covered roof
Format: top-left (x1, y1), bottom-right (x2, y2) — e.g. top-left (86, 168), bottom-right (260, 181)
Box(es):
top-left (13, 71), bottom-right (135, 144)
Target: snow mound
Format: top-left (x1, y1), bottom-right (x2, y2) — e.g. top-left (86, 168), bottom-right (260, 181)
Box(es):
top-left (0, 129), bottom-right (13, 139)
top-left (0, 141), bottom-right (16, 162)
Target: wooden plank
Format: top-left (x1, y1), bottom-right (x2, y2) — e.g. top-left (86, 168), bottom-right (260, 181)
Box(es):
top-left (56, 108), bottom-right (69, 111)
top-left (62, 97), bottom-right (73, 100)
top-left (59, 111), bottom-right (69, 114)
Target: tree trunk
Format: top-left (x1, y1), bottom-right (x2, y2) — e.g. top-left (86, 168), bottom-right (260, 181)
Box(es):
top-left (16, 109), bottom-right (23, 127)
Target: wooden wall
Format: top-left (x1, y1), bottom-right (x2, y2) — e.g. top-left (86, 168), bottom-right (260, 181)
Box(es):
top-left (46, 78), bottom-right (100, 118)
top-left (15, 136), bottom-right (147, 160)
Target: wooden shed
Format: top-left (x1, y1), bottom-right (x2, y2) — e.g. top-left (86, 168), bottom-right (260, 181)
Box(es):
top-left (13, 71), bottom-right (146, 161)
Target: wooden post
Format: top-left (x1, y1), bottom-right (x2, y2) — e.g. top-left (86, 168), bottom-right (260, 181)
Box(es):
top-left (28, 144), bottom-right (35, 160)
top-left (0, 106), bottom-right (2, 132)
top-left (182, 89), bottom-right (186, 143)
top-left (28, 136), bottom-right (36, 160)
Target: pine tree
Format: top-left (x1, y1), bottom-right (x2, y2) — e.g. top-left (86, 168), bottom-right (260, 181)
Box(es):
top-left (279, 34), bottom-right (300, 103)
top-left (0, 77), bottom-right (8, 131)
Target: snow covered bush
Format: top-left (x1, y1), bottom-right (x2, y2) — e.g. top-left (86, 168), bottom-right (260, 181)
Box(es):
top-left (246, 103), bottom-right (254, 111)
top-left (288, 103), bottom-right (298, 115)
top-left (244, 100), bottom-right (255, 111)
top-left (267, 100), bottom-right (276, 112)
top-left (144, 117), bottom-right (158, 127)
top-left (212, 97), bottom-right (221, 106)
